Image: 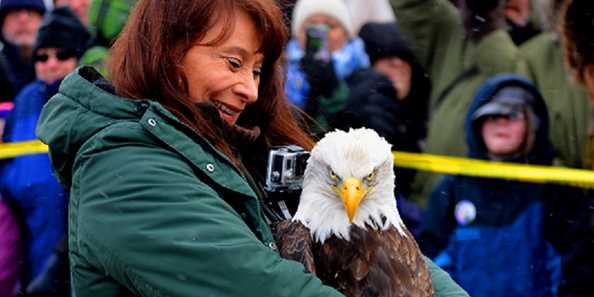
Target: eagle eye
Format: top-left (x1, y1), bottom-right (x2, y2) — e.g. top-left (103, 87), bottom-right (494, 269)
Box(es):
top-left (365, 171), bottom-right (375, 183)
top-left (330, 170), bottom-right (338, 180)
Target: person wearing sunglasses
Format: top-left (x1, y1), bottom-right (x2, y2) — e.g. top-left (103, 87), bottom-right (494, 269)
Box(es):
top-left (33, 48), bottom-right (79, 84)
top-left (0, 7), bottom-right (89, 297)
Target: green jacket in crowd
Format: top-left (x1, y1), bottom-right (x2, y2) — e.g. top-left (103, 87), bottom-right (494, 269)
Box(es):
top-left (520, 32), bottom-right (592, 169)
top-left (389, 0), bottom-right (526, 206)
top-left (36, 67), bottom-right (469, 297)
top-left (79, 0), bottom-right (136, 77)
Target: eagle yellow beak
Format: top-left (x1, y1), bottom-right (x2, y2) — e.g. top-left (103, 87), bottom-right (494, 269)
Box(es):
top-left (339, 177), bottom-right (366, 223)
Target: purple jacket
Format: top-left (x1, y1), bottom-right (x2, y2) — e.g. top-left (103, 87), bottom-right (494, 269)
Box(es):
top-left (0, 198), bottom-right (20, 297)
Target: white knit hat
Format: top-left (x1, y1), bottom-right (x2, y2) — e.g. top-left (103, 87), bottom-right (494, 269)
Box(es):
top-left (291, 0), bottom-right (354, 37)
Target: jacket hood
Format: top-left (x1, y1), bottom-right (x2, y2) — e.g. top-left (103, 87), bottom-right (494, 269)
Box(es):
top-left (357, 22), bottom-right (431, 118)
top-left (359, 22), bottom-right (416, 66)
top-left (464, 74), bottom-right (553, 164)
top-left (35, 67), bottom-right (164, 186)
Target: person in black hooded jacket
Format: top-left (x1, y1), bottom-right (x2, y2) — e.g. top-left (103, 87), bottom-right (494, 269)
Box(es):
top-left (330, 21), bottom-right (431, 234)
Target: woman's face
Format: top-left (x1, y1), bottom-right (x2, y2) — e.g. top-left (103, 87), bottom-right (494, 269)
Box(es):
top-left (181, 11), bottom-right (264, 125)
top-left (373, 57), bottom-right (412, 100)
top-left (481, 114), bottom-right (527, 157)
top-left (297, 14), bottom-right (349, 53)
top-left (34, 48), bottom-right (78, 84)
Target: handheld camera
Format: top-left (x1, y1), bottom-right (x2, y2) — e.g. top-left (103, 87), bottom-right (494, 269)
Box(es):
top-left (305, 24), bottom-right (330, 63)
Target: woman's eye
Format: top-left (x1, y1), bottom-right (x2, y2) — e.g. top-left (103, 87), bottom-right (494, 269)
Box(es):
top-left (253, 67), bottom-right (262, 78)
top-left (227, 57), bottom-right (242, 69)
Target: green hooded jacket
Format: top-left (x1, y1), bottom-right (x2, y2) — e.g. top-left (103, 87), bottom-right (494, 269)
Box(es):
top-left (520, 32), bottom-right (592, 169)
top-left (36, 67), bottom-right (341, 297)
top-left (36, 67), bottom-right (468, 297)
top-left (389, 0), bottom-right (526, 206)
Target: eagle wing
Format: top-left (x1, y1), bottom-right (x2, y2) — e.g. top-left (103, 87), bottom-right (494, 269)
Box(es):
top-left (274, 220), bottom-right (317, 275)
top-left (314, 226), bottom-right (434, 297)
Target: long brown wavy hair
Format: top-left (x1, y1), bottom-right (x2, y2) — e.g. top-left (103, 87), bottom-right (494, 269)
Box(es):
top-left (109, 0), bottom-right (314, 161)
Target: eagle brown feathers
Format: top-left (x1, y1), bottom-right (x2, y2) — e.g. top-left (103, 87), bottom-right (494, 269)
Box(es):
top-left (275, 220), bottom-right (433, 297)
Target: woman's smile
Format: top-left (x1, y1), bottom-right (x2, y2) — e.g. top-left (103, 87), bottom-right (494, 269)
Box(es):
top-left (211, 99), bottom-right (243, 124)
top-left (181, 10), bottom-right (263, 126)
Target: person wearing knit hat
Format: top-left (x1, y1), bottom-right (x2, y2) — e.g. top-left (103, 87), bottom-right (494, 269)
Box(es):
top-left (0, 0), bottom-right (46, 30)
top-left (0, 0), bottom-right (47, 97)
top-left (0, 7), bottom-right (89, 296)
top-left (33, 6), bottom-right (90, 83)
top-left (285, 0), bottom-right (369, 133)
top-left (291, 0), bottom-right (353, 47)
top-left (358, 22), bottom-right (428, 102)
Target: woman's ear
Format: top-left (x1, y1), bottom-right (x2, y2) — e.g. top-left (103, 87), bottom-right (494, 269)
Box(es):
top-left (583, 64), bottom-right (594, 103)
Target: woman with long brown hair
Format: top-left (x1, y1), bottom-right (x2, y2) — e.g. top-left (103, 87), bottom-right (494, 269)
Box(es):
top-left (35, 0), bottom-right (466, 296)
top-left (35, 0), bottom-right (339, 295)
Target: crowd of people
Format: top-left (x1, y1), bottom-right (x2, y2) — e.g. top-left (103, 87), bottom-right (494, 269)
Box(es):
top-left (0, 1), bottom-right (132, 295)
top-left (0, 0), bottom-right (592, 296)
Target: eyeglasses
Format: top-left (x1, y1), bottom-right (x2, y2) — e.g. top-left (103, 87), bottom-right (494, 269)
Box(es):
top-left (33, 49), bottom-right (77, 63)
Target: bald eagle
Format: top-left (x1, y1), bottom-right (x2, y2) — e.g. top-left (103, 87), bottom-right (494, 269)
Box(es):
top-left (275, 128), bottom-right (434, 297)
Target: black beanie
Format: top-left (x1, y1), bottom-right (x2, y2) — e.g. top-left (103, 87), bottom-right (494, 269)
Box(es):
top-left (358, 22), bottom-right (417, 65)
top-left (33, 7), bottom-right (91, 58)
top-left (0, 0), bottom-right (46, 26)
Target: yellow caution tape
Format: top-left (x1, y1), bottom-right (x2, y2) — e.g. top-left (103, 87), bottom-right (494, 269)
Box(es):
top-left (2, 140), bottom-right (594, 188)
top-left (393, 151), bottom-right (594, 189)
top-left (0, 140), bottom-right (49, 160)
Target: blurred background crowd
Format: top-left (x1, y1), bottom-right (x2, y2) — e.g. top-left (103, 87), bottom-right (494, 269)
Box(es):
top-left (0, 0), bottom-right (592, 296)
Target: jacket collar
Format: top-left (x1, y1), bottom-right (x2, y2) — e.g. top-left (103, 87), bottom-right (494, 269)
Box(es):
top-left (139, 105), bottom-right (258, 199)
top-left (39, 66), bottom-right (258, 199)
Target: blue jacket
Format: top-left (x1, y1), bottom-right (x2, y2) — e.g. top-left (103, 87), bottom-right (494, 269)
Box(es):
top-left (420, 74), bottom-right (561, 297)
top-left (284, 38), bottom-right (369, 109)
top-left (0, 79), bottom-right (68, 285)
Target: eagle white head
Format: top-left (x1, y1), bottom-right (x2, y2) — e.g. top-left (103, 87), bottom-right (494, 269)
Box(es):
top-left (292, 128), bottom-right (406, 243)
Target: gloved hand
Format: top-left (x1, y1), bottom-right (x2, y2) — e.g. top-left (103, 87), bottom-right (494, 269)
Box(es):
top-left (461, 0), bottom-right (506, 41)
top-left (300, 56), bottom-right (339, 98)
